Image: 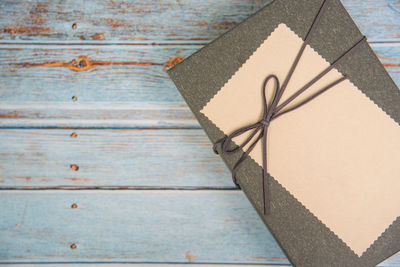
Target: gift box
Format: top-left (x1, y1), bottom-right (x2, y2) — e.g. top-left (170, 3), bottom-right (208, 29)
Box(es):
top-left (167, 0), bottom-right (400, 265)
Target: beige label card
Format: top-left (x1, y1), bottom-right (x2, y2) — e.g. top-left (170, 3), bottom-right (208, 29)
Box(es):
top-left (201, 23), bottom-right (400, 256)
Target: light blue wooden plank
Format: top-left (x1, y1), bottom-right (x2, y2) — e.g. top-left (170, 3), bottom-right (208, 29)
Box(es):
top-left (379, 251), bottom-right (400, 267)
top-left (0, 43), bottom-right (398, 129)
top-left (0, 102), bottom-right (199, 129)
top-left (0, 265), bottom-right (289, 267)
top-left (0, 190), bottom-right (397, 265)
top-left (0, 0), bottom-right (398, 43)
top-left (342, 0), bottom-right (400, 43)
top-left (375, 43), bottom-right (400, 83)
top-left (0, 190), bottom-right (289, 264)
top-left (5, 261), bottom-right (400, 267)
top-left (0, 45), bottom-right (196, 103)
top-left (0, 129), bottom-right (233, 188)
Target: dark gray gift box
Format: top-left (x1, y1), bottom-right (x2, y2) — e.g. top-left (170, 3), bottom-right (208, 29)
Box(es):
top-left (167, 0), bottom-right (400, 265)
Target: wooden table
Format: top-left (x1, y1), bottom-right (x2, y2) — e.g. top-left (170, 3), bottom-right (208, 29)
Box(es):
top-left (0, 0), bottom-right (399, 265)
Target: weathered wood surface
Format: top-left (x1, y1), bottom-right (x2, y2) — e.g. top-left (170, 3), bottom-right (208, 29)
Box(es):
top-left (0, 102), bottom-right (199, 129)
top-left (0, 190), bottom-right (288, 264)
top-left (0, 265), bottom-right (290, 267)
top-left (0, 129), bottom-right (232, 188)
top-left (0, 45), bottom-right (194, 103)
top-left (0, 190), bottom-right (398, 265)
top-left (0, 44), bottom-right (399, 128)
top-left (0, 0), bottom-right (399, 43)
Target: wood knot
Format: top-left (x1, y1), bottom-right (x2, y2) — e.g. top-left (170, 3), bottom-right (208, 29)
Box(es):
top-left (70, 56), bottom-right (92, 72)
top-left (70, 243), bottom-right (77, 249)
top-left (164, 56), bottom-right (184, 72)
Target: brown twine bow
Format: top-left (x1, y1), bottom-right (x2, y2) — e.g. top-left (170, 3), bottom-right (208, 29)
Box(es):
top-left (212, 0), bottom-right (367, 215)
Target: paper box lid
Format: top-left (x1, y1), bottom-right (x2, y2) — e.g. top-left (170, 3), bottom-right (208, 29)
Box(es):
top-left (168, 0), bottom-right (400, 265)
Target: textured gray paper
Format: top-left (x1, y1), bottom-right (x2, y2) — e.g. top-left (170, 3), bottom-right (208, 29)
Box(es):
top-left (168, 0), bottom-right (400, 266)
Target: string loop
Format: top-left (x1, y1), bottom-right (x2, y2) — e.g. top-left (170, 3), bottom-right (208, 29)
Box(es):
top-left (212, 0), bottom-right (367, 215)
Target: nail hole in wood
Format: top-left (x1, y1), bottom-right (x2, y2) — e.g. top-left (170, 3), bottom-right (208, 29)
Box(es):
top-left (70, 132), bottom-right (78, 138)
top-left (70, 164), bottom-right (79, 171)
top-left (71, 203), bottom-right (78, 209)
top-left (70, 243), bottom-right (77, 249)
top-left (72, 23), bottom-right (77, 30)
top-left (72, 96), bottom-right (78, 101)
